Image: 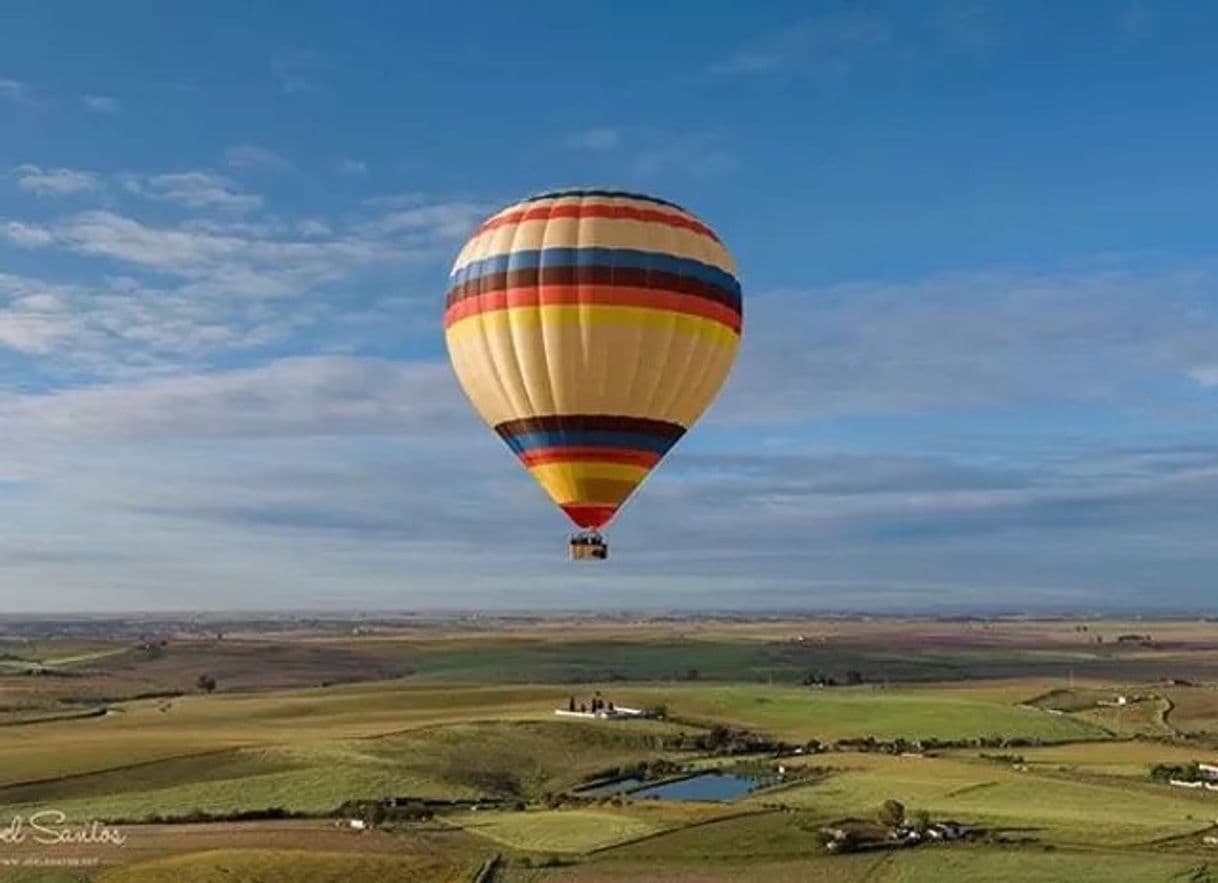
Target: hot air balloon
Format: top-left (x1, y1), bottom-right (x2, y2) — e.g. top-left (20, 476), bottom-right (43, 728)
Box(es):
top-left (443, 189), bottom-right (742, 559)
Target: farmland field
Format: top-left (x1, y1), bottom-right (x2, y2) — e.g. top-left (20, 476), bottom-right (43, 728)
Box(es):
top-left (618, 683), bottom-right (1110, 742)
top-left (773, 750), bottom-right (1216, 843)
top-left (4, 614), bottom-right (1218, 882)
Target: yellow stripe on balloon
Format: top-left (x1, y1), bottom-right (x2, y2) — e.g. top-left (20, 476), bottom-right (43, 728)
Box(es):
top-left (527, 461), bottom-right (651, 505)
top-left (445, 306), bottom-right (741, 428)
top-left (445, 305), bottom-right (739, 350)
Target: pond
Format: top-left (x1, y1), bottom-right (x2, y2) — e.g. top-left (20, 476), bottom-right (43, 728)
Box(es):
top-left (632, 771), bottom-right (767, 801)
top-left (575, 770), bottom-right (779, 801)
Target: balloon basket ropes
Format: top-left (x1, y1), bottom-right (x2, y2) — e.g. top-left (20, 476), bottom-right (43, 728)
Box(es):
top-left (569, 531), bottom-right (608, 560)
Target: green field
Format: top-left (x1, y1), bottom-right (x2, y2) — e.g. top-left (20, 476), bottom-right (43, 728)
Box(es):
top-left (453, 808), bottom-right (669, 853)
top-left (1, 719), bottom-right (680, 820)
top-left (92, 848), bottom-right (472, 883)
top-left (504, 850), bottom-right (1218, 882)
top-left (773, 750), bottom-right (1217, 844)
top-left (5, 616), bottom-right (1218, 881)
top-left (623, 683), bottom-right (1110, 742)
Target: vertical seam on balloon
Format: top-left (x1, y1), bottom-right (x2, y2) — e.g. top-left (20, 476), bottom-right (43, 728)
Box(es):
top-left (650, 246), bottom-right (710, 427)
top-left (592, 193), bottom-right (613, 415)
top-left (535, 197), bottom-right (559, 416)
top-left (685, 331), bottom-right (739, 434)
top-left (471, 231), bottom-right (526, 427)
top-left (615, 194), bottom-right (650, 436)
top-left (553, 196), bottom-right (577, 515)
top-left (610, 215), bottom-right (679, 520)
top-left (637, 221), bottom-right (683, 431)
top-left (502, 209), bottom-right (544, 422)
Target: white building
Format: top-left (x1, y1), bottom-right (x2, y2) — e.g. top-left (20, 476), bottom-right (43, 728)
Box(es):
top-left (555, 705), bottom-right (647, 721)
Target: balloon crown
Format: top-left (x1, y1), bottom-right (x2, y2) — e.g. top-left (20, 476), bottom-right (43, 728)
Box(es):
top-left (522, 187), bottom-right (691, 213)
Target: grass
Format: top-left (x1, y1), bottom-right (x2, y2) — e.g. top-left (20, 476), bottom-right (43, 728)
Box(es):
top-left (499, 855), bottom-right (882, 882)
top-left (605, 808), bottom-right (821, 861)
top-left (1072, 698), bottom-right (1172, 736)
top-left (618, 683), bottom-right (1110, 742)
top-left (773, 751), bottom-right (1217, 844)
top-left (860, 847), bottom-right (1218, 882)
top-left (498, 848), bottom-right (1218, 882)
top-left (0, 872), bottom-right (92, 883)
top-left (452, 808), bottom-right (666, 853)
top-left (1, 719), bottom-right (681, 820)
top-left (0, 680), bottom-right (570, 788)
top-left (1164, 685), bottom-right (1218, 734)
top-left (7, 620), bottom-right (1218, 881)
top-left (977, 738), bottom-right (1210, 777)
top-left (92, 848), bottom-right (471, 883)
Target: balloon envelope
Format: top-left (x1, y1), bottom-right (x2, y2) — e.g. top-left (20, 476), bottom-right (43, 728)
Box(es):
top-left (443, 189), bottom-right (742, 531)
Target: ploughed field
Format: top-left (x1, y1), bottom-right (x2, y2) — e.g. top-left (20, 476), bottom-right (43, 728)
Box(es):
top-left (4, 616), bottom-right (1218, 882)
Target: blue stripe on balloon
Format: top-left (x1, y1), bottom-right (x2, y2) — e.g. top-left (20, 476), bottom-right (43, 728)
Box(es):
top-left (451, 247), bottom-right (740, 299)
top-left (501, 430), bottom-right (677, 456)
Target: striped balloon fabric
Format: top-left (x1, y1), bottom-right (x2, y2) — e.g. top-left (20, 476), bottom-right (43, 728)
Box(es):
top-left (444, 189), bottom-right (743, 533)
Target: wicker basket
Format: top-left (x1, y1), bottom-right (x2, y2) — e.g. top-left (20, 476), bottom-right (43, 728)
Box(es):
top-left (569, 535), bottom-right (608, 560)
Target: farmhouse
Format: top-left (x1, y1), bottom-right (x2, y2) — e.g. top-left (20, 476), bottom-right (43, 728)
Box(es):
top-left (554, 693), bottom-right (651, 720)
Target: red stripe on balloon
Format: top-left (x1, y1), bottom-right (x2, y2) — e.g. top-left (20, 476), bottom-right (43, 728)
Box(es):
top-left (561, 504), bottom-right (619, 530)
top-left (443, 285), bottom-right (742, 333)
top-left (519, 447), bottom-right (661, 468)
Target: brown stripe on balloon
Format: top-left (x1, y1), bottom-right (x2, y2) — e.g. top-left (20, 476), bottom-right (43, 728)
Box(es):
top-left (445, 266), bottom-right (742, 313)
top-left (495, 414), bottom-right (687, 441)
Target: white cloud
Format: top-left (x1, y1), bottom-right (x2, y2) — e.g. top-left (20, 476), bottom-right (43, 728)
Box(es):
top-left (0, 186), bottom-right (480, 378)
top-left (0, 313), bottom-right (73, 354)
top-left (297, 218), bottom-right (332, 237)
top-left (12, 164), bottom-right (99, 196)
top-left (54, 210), bottom-right (245, 270)
top-left (1189, 366), bottom-right (1218, 388)
top-left (2, 220), bottom-right (54, 247)
top-left (361, 192), bottom-right (428, 209)
top-left (123, 171), bottom-right (262, 212)
top-left (271, 51), bottom-right (320, 94)
top-left (339, 159), bottom-right (368, 175)
top-left (712, 11), bottom-right (892, 76)
top-left (719, 264), bottom-right (1218, 423)
top-left (83, 95), bottom-right (120, 113)
top-left (0, 275), bottom-right (75, 354)
top-left (362, 202), bottom-right (486, 239)
top-left (225, 144), bottom-right (290, 170)
top-left (564, 128), bottom-right (622, 151)
top-left (0, 356), bottom-right (469, 440)
top-left (0, 78), bottom-right (27, 101)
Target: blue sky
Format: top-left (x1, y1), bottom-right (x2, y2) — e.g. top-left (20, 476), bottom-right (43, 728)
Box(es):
top-left (1, 1), bottom-right (1217, 612)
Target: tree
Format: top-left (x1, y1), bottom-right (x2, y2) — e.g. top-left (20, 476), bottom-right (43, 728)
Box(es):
top-left (364, 802), bottom-right (388, 827)
top-left (685, 668), bottom-right (700, 681)
top-left (195, 674), bottom-right (217, 693)
top-left (878, 799), bottom-right (906, 828)
top-left (568, 696), bottom-right (576, 712)
top-left (844, 670), bottom-right (864, 686)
